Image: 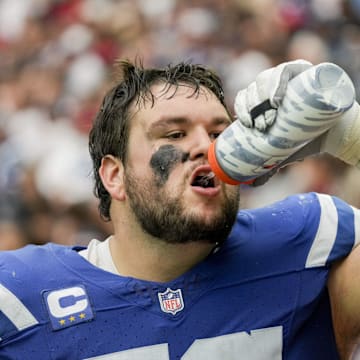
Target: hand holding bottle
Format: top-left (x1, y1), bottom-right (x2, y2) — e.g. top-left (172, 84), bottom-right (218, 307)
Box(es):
top-left (208, 60), bottom-right (357, 185)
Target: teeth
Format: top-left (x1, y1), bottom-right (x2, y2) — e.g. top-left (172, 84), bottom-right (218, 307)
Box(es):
top-left (196, 171), bottom-right (214, 178)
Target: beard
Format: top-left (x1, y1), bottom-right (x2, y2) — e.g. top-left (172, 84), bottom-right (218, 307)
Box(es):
top-left (124, 169), bottom-right (240, 245)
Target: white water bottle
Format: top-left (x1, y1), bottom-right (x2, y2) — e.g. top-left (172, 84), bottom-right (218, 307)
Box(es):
top-left (208, 62), bottom-right (356, 185)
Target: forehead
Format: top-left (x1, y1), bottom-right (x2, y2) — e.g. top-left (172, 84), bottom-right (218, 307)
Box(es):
top-left (130, 83), bottom-right (231, 127)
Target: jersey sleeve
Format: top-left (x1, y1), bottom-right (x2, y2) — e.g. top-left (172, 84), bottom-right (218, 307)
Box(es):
top-left (0, 247), bottom-right (41, 343)
top-left (237, 192), bottom-right (360, 272)
top-left (303, 193), bottom-right (360, 268)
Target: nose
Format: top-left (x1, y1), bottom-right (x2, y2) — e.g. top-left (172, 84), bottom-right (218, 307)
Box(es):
top-left (188, 127), bottom-right (212, 161)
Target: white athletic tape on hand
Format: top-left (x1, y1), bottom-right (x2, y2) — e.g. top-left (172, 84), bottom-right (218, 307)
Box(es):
top-left (321, 102), bottom-right (360, 167)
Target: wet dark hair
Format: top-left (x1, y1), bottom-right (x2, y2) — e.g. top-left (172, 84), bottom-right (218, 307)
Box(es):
top-left (89, 59), bottom-right (229, 221)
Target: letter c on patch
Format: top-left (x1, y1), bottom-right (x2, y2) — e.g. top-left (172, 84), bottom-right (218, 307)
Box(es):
top-left (46, 286), bottom-right (88, 318)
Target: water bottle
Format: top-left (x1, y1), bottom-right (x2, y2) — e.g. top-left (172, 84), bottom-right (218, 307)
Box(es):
top-left (208, 62), bottom-right (356, 185)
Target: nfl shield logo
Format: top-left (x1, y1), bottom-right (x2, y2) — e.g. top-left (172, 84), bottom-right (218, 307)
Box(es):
top-left (158, 288), bottom-right (184, 315)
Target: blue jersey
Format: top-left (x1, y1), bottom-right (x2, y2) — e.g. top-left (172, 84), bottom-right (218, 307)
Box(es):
top-left (0, 192), bottom-right (359, 359)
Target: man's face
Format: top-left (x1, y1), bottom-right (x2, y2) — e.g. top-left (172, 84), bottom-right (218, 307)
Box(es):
top-left (123, 83), bottom-right (240, 244)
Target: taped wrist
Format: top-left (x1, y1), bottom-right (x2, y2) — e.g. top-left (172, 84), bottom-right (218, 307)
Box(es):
top-left (320, 102), bottom-right (360, 168)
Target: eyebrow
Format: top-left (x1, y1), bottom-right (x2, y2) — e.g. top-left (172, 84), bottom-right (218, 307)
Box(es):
top-left (148, 116), bottom-right (231, 134)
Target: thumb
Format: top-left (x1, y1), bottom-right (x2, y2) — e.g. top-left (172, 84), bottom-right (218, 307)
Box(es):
top-left (270, 59), bottom-right (313, 107)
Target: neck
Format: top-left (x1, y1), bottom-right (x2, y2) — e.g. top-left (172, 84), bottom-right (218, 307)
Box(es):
top-left (109, 233), bottom-right (215, 283)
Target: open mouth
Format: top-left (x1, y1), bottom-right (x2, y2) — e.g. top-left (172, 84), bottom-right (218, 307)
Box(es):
top-left (190, 165), bottom-right (217, 188)
top-left (191, 173), bottom-right (216, 188)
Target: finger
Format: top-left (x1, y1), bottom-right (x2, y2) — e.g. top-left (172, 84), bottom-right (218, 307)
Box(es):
top-left (254, 114), bottom-right (267, 131)
top-left (234, 89), bottom-right (252, 127)
top-left (264, 108), bottom-right (277, 127)
top-left (250, 99), bottom-right (274, 121)
top-left (255, 67), bottom-right (274, 102)
top-left (246, 81), bottom-right (262, 112)
top-left (270, 59), bottom-right (313, 107)
top-left (246, 82), bottom-right (264, 127)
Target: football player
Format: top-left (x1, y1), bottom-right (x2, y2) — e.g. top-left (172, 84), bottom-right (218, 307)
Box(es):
top-left (0, 59), bottom-right (359, 359)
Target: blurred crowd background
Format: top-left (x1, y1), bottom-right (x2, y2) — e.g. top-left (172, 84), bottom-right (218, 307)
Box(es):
top-left (1, 0), bottom-right (360, 250)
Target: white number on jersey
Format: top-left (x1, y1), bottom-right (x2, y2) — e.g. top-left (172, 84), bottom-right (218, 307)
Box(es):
top-left (86, 326), bottom-right (283, 360)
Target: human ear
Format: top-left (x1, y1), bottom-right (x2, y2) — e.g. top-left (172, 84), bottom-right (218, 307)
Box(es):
top-left (99, 155), bottom-right (126, 201)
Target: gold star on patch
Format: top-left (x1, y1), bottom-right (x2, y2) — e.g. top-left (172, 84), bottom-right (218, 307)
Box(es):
top-left (59, 319), bottom-right (66, 325)
top-left (69, 316), bottom-right (75, 322)
top-left (79, 313), bottom-right (86, 319)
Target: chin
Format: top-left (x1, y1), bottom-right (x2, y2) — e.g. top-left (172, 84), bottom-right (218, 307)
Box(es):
top-left (190, 206), bottom-right (221, 221)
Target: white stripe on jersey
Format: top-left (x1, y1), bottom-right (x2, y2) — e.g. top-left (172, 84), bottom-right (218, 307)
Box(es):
top-left (351, 205), bottom-right (360, 248)
top-left (0, 283), bottom-right (38, 332)
top-left (305, 194), bottom-right (338, 268)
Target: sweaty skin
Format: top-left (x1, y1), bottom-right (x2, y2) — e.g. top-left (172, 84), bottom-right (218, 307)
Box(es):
top-left (150, 145), bottom-right (189, 186)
